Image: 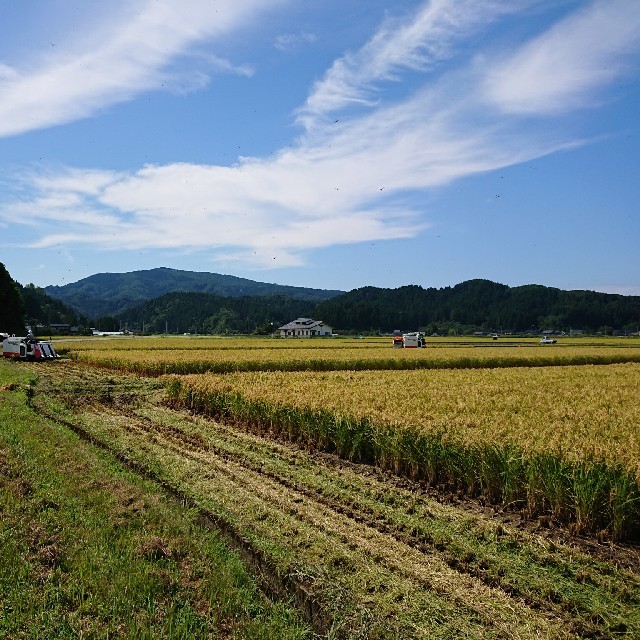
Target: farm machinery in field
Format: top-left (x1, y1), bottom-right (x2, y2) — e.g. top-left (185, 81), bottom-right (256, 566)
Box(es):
top-left (1, 332), bottom-right (60, 360)
top-left (392, 330), bottom-right (427, 348)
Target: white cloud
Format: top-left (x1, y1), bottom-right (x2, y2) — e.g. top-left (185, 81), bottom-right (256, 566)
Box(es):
top-left (297, 0), bottom-right (527, 131)
top-left (0, 0), bottom-right (285, 137)
top-left (274, 31), bottom-right (317, 53)
top-left (483, 0), bottom-right (640, 115)
top-left (0, 63), bottom-right (18, 81)
top-left (1, 0), bottom-right (637, 269)
top-left (0, 80), bottom-right (572, 265)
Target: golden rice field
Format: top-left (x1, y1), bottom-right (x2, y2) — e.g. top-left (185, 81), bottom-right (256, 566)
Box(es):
top-left (57, 335), bottom-right (639, 350)
top-left (16, 337), bottom-right (637, 633)
top-left (58, 336), bottom-right (382, 350)
top-left (171, 364), bottom-right (640, 479)
top-left (55, 335), bottom-right (640, 539)
top-left (17, 360), bottom-right (640, 637)
top-left (59, 336), bottom-right (640, 375)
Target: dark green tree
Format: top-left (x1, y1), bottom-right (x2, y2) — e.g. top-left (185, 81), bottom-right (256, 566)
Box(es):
top-left (315, 279), bottom-right (640, 333)
top-left (96, 315), bottom-right (119, 332)
top-left (19, 282), bottom-right (88, 330)
top-left (0, 262), bottom-right (26, 334)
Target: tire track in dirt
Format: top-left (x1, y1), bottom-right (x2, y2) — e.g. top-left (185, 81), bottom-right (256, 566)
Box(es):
top-left (31, 394), bottom-right (338, 634)
top-left (81, 404), bottom-right (578, 638)
top-left (110, 402), bottom-right (639, 638)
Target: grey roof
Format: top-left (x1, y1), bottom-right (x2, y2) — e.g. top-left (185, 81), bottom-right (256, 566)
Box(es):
top-left (277, 317), bottom-right (328, 331)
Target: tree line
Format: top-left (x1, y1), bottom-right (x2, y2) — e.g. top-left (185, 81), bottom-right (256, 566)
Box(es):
top-left (1, 263), bottom-right (90, 335)
top-left (2, 262), bottom-right (639, 337)
top-left (314, 279), bottom-right (640, 334)
top-left (117, 291), bottom-right (316, 335)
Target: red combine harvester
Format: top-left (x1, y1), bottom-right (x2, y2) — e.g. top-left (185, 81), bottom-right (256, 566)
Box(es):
top-left (1, 332), bottom-right (60, 360)
top-left (392, 330), bottom-right (404, 348)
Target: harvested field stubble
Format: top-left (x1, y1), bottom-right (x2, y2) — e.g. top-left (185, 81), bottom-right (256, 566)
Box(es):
top-left (0, 361), bottom-right (310, 639)
top-left (167, 364), bottom-right (640, 540)
top-left (28, 362), bottom-right (640, 639)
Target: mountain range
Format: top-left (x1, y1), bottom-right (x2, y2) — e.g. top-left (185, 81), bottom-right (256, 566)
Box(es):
top-left (14, 267), bottom-right (640, 335)
top-left (44, 267), bottom-right (344, 318)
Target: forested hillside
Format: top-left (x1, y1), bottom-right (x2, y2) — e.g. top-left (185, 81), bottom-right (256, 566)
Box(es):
top-left (0, 262), bottom-right (25, 334)
top-left (117, 291), bottom-right (316, 335)
top-left (315, 279), bottom-right (640, 334)
top-left (19, 284), bottom-right (89, 331)
top-left (45, 267), bottom-right (343, 318)
top-left (7, 260), bottom-right (640, 335)
top-left (111, 278), bottom-right (640, 335)
top-left (1, 263), bottom-right (88, 335)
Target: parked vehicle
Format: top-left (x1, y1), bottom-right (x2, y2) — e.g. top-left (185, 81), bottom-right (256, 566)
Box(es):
top-left (540, 337), bottom-right (557, 344)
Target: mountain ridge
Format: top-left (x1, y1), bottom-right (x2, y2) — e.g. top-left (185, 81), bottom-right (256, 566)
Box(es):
top-left (44, 267), bottom-right (344, 318)
top-left (314, 279), bottom-right (640, 333)
top-left (40, 268), bottom-right (640, 334)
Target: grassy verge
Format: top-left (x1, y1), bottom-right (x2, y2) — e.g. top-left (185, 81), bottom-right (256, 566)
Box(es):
top-left (0, 361), bottom-right (311, 640)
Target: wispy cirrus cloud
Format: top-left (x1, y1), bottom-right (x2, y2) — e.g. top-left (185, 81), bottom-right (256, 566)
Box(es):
top-left (296, 0), bottom-right (529, 131)
top-left (274, 31), bottom-right (317, 53)
top-left (0, 0), bottom-right (285, 138)
top-left (0, 89), bottom-right (575, 268)
top-left (483, 0), bottom-right (640, 115)
top-left (2, 0), bottom-right (639, 269)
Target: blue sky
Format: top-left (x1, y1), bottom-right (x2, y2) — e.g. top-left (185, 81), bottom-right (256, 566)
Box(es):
top-left (1, 0), bottom-right (639, 295)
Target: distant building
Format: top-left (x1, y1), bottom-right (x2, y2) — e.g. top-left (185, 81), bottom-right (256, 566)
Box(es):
top-left (48, 323), bottom-right (79, 334)
top-left (276, 318), bottom-right (332, 338)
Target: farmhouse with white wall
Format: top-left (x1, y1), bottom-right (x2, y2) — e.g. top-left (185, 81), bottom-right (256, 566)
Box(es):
top-left (276, 318), bottom-right (332, 338)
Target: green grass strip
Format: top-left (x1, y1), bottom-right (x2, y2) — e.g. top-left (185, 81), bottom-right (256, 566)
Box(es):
top-left (0, 362), bottom-right (311, 640)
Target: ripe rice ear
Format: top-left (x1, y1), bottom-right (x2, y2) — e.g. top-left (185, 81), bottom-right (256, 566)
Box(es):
top-left (164, 368), bottom-right (640, 541)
